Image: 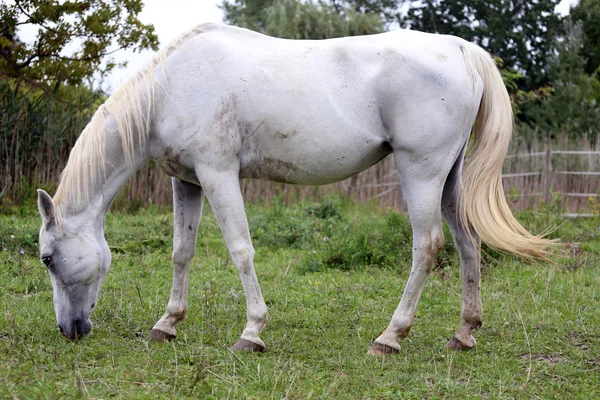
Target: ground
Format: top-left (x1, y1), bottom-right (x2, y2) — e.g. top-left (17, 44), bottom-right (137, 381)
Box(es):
top-left (1, 197), bottom-right (599, 398)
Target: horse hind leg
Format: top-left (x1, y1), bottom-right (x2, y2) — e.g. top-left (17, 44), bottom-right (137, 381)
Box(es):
top-left (150, 178), bottom-right (204, 341)
top-left (369, 153), bottom-right (447, 355)
top-left (441, 149), bottom-right (482, 350)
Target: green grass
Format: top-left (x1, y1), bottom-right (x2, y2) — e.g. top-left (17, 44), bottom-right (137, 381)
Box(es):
top-left (1, 198), bottom-right (599, 398)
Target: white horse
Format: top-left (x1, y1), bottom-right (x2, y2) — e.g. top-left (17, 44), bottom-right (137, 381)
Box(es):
top-left (37, 23), bottom-right (553, 354)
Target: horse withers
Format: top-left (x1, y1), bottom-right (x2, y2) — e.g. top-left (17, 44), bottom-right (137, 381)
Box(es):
top-left (37, 23), bottom-right (554, 353)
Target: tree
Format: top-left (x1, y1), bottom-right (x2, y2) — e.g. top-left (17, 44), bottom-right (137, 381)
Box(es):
top-left (0, 0), bottom-right (159, 87)
top-left (327, 0), bottom-right (401, 25)
top-left (221, 0), bottom-right (274, 33)
top-left (523, 20), bottom-right (600, 138)
top-left (401, 0), bottom-right (563, 90)
top-left (569, 0), bottom-right (600, 75)
top-left (221, 0), bottom-right (385, 39)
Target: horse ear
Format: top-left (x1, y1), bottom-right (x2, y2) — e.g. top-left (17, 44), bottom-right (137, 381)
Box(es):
top-left (37, 189), bottom-right (55, 222)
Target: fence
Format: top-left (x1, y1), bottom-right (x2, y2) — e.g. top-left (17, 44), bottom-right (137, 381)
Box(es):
top-left (502, 135), bottom-right (600, 213)
top-left (503, 149), bottom-right (600, 213)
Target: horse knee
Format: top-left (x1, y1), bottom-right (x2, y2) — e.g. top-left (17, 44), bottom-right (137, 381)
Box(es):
top-left (172, 245), bottom-right (195, 267)
top-left (229, 245), bottom-right (255, 273)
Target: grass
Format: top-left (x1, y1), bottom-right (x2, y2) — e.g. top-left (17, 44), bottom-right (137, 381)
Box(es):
top-left (1, 197), bottom-right (600, 398)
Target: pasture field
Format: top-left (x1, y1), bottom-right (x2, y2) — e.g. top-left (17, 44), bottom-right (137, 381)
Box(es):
top-left (1, 197), bottom-right (599, 399)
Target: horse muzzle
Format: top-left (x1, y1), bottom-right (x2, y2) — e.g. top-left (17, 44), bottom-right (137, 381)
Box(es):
top-left (58, 318), bottom-right (93, 340)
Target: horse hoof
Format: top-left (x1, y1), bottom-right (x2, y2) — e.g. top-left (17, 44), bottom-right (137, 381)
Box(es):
top-left (149, 329), bottom-right (176, 342)
top-left (446, 335), bottom-right (476, 351)
top-left (368, 341), bottom-right (399, 356)
top-left (231, 338), bottom-right (265, 352)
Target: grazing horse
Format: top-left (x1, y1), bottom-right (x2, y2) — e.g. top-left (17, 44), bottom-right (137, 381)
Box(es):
top-left (37, 23), bottom-right (553, 354)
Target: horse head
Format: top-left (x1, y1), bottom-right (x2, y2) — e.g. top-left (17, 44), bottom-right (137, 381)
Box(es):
top-left (37, 189), bottom-right (111, 340)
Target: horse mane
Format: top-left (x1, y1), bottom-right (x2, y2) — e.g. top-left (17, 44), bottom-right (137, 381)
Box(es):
top-left (52, 24), bottom-right (214, 224)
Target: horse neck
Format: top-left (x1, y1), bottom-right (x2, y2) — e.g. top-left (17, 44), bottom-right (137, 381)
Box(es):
top-left (54, 116), bottom-right (151, 225)
top-left (95, 128), bottom-right (150, 216)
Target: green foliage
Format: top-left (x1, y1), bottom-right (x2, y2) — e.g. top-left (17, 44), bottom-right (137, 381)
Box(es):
top-left (497, 57), bottom-right (554, 116)
top-left (304, 195), bottom-right (344, 220)
top-left (0, 79), bottom-right (104, 210)
top-left (570, 0), bottom-right (600, 75)
top-left (248, 196), bottom-right (419, 273)
top-left (330, 0), bottom-right (400, 24)
top-left (106, 207), bottom-right (174, 254)
top-left (0, 216), bottom-right (38, 254)
top-left (520, 20), bottom-right (600, 139)
top-left (220, 0), bottom-right (274, 32)
top-left (299, 211), bottom-right (415, 272)
top-left (0, 0), bottom-right (159, 86)
top-left (401, 0), bottom-right (563, 90)
top-left (248, 196), bottom-right (345, 249)
top-left (221, 0), bottom-right (385, 39)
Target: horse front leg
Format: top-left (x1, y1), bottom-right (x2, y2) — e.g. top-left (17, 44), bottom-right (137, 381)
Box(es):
top-left (150, 178), bottom-right (204, 341)
top-left (199, 170), bottom-right (268, 352)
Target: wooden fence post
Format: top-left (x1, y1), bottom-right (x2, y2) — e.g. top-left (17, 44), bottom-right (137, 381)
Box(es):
top-left (544, 142), bottom-right (553, 204)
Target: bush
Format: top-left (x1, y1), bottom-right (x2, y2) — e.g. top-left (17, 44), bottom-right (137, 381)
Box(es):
top-left (248, 196), bottom-right (346, 249)
top-left (297, 211), bottom-right (416, 273)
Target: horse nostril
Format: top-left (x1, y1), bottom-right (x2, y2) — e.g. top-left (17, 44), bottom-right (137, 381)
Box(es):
top-left (58, 325), bottom-right (65, 336)
top-left (74, 318), bottom-right (92, 338)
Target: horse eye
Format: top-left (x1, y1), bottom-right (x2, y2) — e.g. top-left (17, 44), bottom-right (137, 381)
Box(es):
top-left (41, 256), bottom-right (52, 266)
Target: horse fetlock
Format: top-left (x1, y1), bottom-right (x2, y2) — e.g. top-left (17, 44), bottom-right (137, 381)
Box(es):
top-left (391, 315), bottom-right (414, 339)
top-left (250, 303), bottom-right (268, 320)
top-left (166, 306), bottom-right (187, 321)
top-left (468, 317), bottom-right (483, 331)
top-left (462, 310), bottom-right (483, 330)
top-left (373, 321), bottom-right (409, 354)
top-left (247, 307), bottom-right (269, 332)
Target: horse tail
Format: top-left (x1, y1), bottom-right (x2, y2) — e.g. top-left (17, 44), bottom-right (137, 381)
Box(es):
top-left (459, 42), bottom-right (557, 260)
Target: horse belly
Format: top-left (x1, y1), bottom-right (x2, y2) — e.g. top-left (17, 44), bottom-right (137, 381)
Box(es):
top-left (239, 125), bottom-right (391, 185)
